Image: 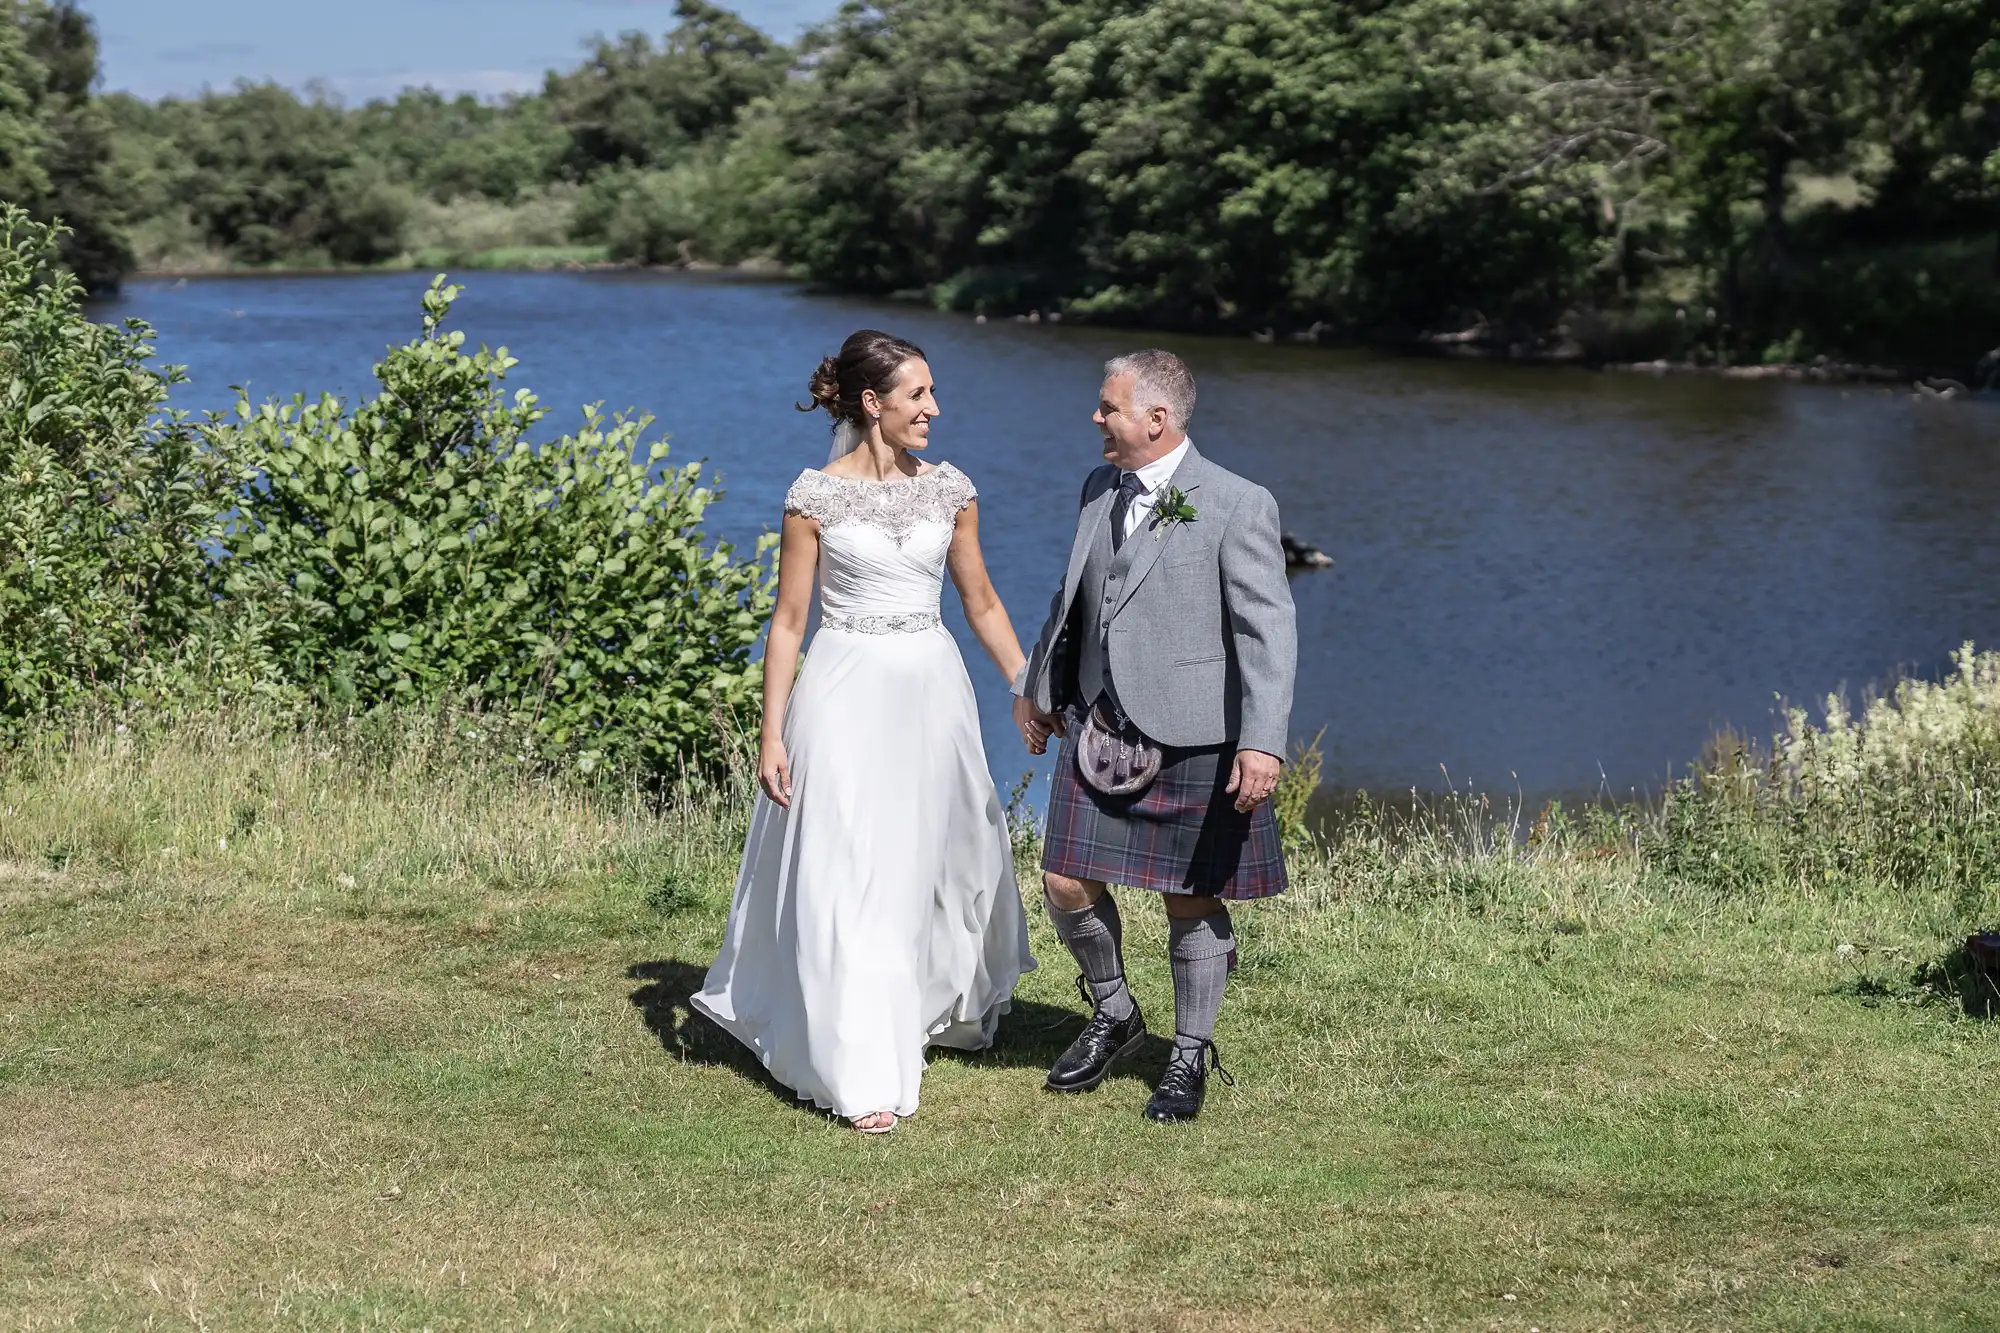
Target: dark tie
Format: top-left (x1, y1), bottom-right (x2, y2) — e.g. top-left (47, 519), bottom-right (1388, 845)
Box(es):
top-left (1110, 471), bottom-right (1146, 552)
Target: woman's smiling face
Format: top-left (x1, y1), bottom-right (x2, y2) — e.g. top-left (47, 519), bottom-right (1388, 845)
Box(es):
top-left (864, 357), bottom-right (940, 452)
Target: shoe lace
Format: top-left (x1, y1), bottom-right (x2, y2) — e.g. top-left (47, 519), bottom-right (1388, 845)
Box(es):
top-left (1040, 973), bottom-right (1129, 1033)
top-left (1072, 972), bottom-right (1133, 1019)
top-left (1170, 1036), bottom-right (1236, 1088)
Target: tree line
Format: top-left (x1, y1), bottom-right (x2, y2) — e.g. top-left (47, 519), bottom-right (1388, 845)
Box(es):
top-left (6, 0), bottom-right (1999, 368)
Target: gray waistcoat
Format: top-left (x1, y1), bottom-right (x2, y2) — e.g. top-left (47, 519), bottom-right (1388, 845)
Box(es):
top-left (1019, 444), bottom-right (1297, 758)
top-left (1074, 508), bottom-right (1135, 711)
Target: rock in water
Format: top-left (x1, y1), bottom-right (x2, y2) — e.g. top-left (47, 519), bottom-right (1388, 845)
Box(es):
top-left (1281, 534), bottom-right (1333, 569)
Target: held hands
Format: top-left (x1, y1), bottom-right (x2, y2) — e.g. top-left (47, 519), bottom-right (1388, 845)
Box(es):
top-left (1012, 695), bottom-right (1065, 756)
top-left (758, 736), bottom-right (794, 807)
top-left (1226, 749), bottom-right (1282, 813)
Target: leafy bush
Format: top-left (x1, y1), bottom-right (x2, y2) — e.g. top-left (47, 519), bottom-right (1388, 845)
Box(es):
top-left (1647, 645), bottom-right (2000, 906)
top-left (1777, 645), bottom-right (2000, 800)
top-left (0, 208), bottom-right (780, 778)
top-left (569, 119), bottom-right (791, 268)
top-left (0, 207), bottom-right (250, 727)
top-left (573, 164), bottom-right (712, 266)
top-left (216, 277), bottom-right (777, 777)
top-left (407, 185), bottom-right (578, 259)
top-left (1638, 773), bottom-right (1785, 899)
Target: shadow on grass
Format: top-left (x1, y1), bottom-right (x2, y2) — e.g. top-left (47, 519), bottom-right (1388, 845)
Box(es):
top-left (1837, 935), bottom-right (2000, 1020)
top-left (1914, 938), bottom-right (2000, 1019)
top-left (626, 960), bottom-right (794, 1107)
top-left (626, 960), bottom-right (1167, 1103)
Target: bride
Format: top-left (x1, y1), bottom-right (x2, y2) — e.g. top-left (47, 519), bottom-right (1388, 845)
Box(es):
top-left (692, 329), bottom-right (1037, 1133)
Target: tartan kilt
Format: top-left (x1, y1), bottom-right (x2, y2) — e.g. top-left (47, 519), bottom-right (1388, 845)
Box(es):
top-left (1042, 732), bottom-right (1288, 901)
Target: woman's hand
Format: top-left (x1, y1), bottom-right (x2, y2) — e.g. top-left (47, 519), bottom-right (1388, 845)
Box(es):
top-left (1013, 695), bottom-right (1064, 755)
top-left (759, 736), bottom-right (794, 807)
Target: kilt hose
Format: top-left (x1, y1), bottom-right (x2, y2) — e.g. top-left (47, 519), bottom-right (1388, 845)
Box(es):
top-left (1042, 731), bottom-right (1288, 901)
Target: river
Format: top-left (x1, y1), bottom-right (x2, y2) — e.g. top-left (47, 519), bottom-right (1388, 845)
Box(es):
top-left (102, 269), bottom-right (2000, 809)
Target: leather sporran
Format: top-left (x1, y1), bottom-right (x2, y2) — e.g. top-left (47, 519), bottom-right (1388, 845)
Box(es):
top-left (1074, 699), bottom-right (1164, 797)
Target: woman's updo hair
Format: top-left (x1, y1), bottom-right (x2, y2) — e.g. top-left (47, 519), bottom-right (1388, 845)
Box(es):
top-left (800, 329), bottom-right (927, 425)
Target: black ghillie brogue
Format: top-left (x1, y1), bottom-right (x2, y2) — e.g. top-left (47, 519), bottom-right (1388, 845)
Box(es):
top-left (1044, 975), bottom-right (1147, 1093)
top-left (1144, 1038), bottom-right (1235, 1123)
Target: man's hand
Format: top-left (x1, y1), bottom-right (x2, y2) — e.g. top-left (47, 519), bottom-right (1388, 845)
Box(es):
top-left (1013, 695), bottom-right (1065, 755)
top-left (1225, 748), bottom-right (1282, 813)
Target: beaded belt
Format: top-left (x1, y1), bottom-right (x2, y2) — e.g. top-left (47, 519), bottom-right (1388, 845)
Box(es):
top-left (820, 611), bottom-right (943, 635)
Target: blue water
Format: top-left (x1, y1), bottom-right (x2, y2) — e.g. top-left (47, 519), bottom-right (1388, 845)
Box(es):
top-left (104, 269), bottom-right (2000, 805)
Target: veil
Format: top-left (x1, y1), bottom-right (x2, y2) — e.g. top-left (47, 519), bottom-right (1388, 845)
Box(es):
top-left (827, 417), bottom-right (865, 465)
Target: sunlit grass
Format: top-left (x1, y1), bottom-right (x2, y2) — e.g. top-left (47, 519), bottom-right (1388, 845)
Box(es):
top-left (2, 707), bottom-right (1996, 1330)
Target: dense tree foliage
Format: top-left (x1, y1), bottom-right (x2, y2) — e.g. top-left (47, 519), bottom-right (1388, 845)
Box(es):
top-left (545, 0), bottom-right (785, 175)
top-left (750, 0), bottom-right (1999, 364)
top-left (0, 0), bottom-right (125, 288)
top-left (2, 0), bottom-right (1996, 361)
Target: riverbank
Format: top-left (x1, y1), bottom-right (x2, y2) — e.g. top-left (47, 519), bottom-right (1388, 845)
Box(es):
top-left (1411, 324), bottom-right (1994, 391)
top-left (3, 684), bottom-right (1996, 1328)
top-left (1415, 333), bottom-right (1944, 388)
top-left (131, 250), bottom-right (796, 281)
top-left (134, 245), bottom-right (607, 279)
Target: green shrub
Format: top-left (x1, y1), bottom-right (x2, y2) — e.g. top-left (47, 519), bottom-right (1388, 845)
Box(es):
top-left (1640, 776), bottom-right (1786, 898)
top-left (574, 165), bottom-right (710, 266)
top-left (0, 207), bottom-right (251, 727)
top-left (1648, 645), bottom-right (2000, 907)
top-left (215, 276), bottom-right (777, 778)
top-left (569, 127), bottom-right (790, 269)
top-left (406, 185), bottom-right (577, 260)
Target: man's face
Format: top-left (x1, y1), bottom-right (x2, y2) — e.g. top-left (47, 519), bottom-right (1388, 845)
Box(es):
top-left (1092, 372), bottom-right (1159, 470)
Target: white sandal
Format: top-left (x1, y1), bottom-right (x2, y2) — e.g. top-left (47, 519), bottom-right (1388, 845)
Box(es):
top-left (850, 1111), bottom-right (898, 1135)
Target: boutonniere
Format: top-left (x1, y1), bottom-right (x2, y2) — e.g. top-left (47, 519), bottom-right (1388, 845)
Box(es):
top-left (1152, 484), bottom-right (1199, 538)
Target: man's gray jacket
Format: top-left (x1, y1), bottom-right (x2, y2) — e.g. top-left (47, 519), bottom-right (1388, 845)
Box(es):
top-left (1014, 443), bottom-right (1297, 758)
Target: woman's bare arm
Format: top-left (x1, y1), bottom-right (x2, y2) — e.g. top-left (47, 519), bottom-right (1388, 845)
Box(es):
top-left (946, 500), bottom-right (1028, 685)
top-left (758, 511), bottom-right (820, 806)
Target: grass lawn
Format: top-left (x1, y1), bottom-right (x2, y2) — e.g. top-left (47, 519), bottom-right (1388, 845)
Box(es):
top-left (2, 718), bottom-right (1996, 1330)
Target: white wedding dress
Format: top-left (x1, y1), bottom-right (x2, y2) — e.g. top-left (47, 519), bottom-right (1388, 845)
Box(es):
top-left (692, 462), bottom-right (1035, 1120)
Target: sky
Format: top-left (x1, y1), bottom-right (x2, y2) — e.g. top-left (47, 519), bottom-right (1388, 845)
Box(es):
top-left (87, 0), bottom-right (837, 102)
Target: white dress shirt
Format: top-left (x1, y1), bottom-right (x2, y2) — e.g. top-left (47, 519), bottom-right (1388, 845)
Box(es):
top-left (1117, 435), bottom-right (1193, 544)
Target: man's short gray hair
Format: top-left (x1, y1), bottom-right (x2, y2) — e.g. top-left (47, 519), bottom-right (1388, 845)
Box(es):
top-left (1104, 349), bottom-right (1197, 433)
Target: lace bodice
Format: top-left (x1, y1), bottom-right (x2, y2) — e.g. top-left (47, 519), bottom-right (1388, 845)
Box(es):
top-left (786, 464), bottom-right (977, 633)
top-left (785, 464), bottom-right (977, 544)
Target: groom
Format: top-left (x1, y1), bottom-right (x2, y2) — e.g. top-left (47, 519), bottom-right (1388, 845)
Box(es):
top-left (1012, 349), bottom-right (1297, 1122)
